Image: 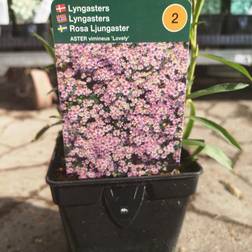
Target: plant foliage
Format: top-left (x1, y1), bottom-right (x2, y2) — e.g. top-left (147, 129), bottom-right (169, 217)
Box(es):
top-left (183, 0), bottom-right (250, 168)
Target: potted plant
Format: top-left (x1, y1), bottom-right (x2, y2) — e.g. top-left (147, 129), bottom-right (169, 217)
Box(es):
top-left (0, 0), bottom-right (50, 51)
top-left (35, 0), bottom-right (250, 251)
top-left (0, 24), bottom-right (12, 39)
top-left (11, 0), bottom-right (42, 35)
top-left (0, 0), bottom-right (12, 48)
top-left (226, 0), bottom-right (252, 35)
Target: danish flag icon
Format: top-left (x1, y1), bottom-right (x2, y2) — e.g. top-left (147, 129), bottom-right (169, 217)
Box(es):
top-left (56, 4), bottom-right (66, 13)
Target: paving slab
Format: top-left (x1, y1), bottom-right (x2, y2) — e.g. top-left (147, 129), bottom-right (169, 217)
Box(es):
top-left (190, 158), bottom-right (252, 227)
top-left (0, 119), bottom-right (52, 148)
top-left (0, 166), bottom-right (47, 202)
top-left (222, 117), bottom-right (252, 144)
top-left (0, 135), bottom-right (58, 169)
top-left (177, 210), bottom-right (252, 252)
top-left (0, 107), bottom-right (60, 169)
top-left (233, 143), bottom-right (252, 187)
top-left (207, 101), bottom-right (241, 119)
top-left (0, 100), bottom-right (251, 252)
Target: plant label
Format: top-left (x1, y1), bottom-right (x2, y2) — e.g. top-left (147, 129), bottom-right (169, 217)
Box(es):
top-left (51, 0), bottom-right (191, 179)
top-left (0, 0), bottom-right (9, 25)
top-left (34, 0), bottom-right (53, 23)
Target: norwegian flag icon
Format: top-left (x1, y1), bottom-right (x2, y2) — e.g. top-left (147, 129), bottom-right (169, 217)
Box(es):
top-left (56, 14), bottom-right (68, 23)
top-left (56, 4), bottom-right (66, 13)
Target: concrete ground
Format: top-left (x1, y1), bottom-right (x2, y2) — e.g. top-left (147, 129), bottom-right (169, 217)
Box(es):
top-left (0, 99), bottom-right (251, 252)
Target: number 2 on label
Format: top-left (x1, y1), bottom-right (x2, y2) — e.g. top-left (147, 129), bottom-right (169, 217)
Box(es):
top-left (162, 4), bottom-right (188, 32)
top-left (172, 13), bottom-right (179, 24)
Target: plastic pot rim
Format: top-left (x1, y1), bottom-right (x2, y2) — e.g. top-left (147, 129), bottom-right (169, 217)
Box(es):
top-left (46, 151), bottom-right (203, 188)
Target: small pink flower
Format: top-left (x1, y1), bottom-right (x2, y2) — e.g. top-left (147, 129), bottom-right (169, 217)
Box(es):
top-left (56, 42), bottom-right (188, 179)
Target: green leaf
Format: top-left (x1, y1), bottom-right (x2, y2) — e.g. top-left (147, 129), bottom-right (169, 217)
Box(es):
top-left (49, 115), bottom-right (61, 119)
top-left (183, 138), bottom-right (205, 148)
top-left (87, 94), bottom-right (100, 103)
top-left (194, 0), bottom-right (205, 22)
top-left (191, 145), bottom-right (205, 158)
top-left (45, 64), bottom-right (56, 71)
top-left (183, 100), bottom-right (196, 139)
top-left (183, 139), bottom-right (233, 169)
top-left (201, 54), bottom-right (252, 82)
top-left (32, 33), bottom-right (55, 60)
top-left (190, 116), bottom-right (241, 150)
top-left (202, 144), bottom-right (233, 170)
top-left (33, 120), bottom-right (62, 141)
top-left (188, 83), bottom-right (249, 99)
top-left (181, 138), bottom-right (205, 165)
top-left (49, 27), bottom-right (55, 42)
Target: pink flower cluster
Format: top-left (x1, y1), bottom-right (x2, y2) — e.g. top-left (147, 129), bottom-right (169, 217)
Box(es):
top-left (55, 42), bottom-right (189, 179)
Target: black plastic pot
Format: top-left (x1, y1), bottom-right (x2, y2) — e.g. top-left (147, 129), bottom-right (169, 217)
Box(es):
top-left (0, 23), bottom-right (49, 51)
top-left (198, 15), bottom-right (225, 48)
top-left (12, 23), bottom-right (43, 36)
top-left (225, 15), bottom-right (252, 34)
top-left (198, 15), bottom-right (224, 35)
top-left (47, 136), bottom-right (202, 252)
top-left (0, 25), bottom-right (12, 38)
top-left (198, 34), bottom-right (252, 48)
top-left (198, 14), bottom-right (252, 48)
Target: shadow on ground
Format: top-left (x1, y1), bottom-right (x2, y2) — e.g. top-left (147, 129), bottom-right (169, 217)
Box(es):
top-left (0, 198), bottom-right (68, 252)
